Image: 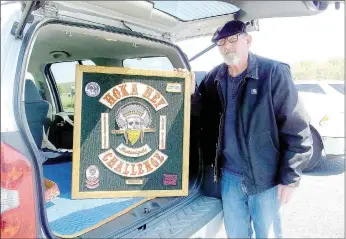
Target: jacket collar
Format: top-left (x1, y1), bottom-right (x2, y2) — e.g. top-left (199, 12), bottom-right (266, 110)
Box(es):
top-left (246, 52), bottom-right (259, 80)
top-left (213, 63), bottom-right (228, 84)
top-left (214, 51), bottom-right (259, 83)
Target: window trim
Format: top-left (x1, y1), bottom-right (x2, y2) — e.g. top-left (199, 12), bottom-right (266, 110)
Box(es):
top-left (47, 60), bottom-right (95, 113)
top-left (46, 61), bottom-right (80, 113)
top-left (45, 63), bottom-right (64, 113)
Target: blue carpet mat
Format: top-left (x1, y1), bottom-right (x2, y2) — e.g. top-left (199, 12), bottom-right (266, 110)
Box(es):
top-left (43, 162), bottom-right (150, 238)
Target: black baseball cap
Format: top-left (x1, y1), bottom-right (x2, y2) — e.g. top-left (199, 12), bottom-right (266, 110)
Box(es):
top-left (211, 20), bottom-right (247, 43)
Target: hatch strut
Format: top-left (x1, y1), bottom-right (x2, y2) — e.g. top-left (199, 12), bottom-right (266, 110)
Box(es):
top-left (188, 43), bottom-right (216, 62)
top-left (11, 1), bottom-right (44, 39)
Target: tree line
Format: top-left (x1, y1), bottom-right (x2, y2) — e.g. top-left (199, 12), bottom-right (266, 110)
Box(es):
top-left (56, 57), bottom-right (344, 95)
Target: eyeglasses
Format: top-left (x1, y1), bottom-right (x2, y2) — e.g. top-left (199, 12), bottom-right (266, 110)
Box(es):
top-left (216, 33), bottom-right (247, 46)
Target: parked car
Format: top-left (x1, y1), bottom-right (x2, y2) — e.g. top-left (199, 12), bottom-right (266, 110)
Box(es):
top-left (1, 1), bottom-right (332, 238)
top-left (294, 80), bottom-right (345, 171)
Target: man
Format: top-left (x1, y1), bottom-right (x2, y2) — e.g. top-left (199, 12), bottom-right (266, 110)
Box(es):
top-left (190, 20), bottom-right (313, 238)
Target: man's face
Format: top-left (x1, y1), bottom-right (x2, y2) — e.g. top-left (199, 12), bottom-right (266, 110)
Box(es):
top-left (217, 33), bottom-right (251, 66)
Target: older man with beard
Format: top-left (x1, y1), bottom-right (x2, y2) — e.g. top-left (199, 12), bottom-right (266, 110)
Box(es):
top-left (190, 20), bottom-right (313, 238)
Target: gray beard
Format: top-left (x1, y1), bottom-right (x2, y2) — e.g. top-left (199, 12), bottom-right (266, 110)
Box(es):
top-left (223, 53), bottom-right (241, 66)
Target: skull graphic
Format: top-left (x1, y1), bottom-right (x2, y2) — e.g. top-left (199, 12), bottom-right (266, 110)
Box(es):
top-left (127, 116), bottom-right (142, 130)
top-left (116, 102), bottom-right (151, 145)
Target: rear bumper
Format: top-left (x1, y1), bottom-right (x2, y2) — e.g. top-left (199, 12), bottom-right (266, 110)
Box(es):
top-left (322, 136), bottom-right (345, 155)
top-left (189, 211), bottom-right (226, 238)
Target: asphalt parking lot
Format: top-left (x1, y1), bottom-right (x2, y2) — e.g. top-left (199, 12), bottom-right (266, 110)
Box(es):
top-left (283, 154), bottom-right (345, 238)
top-left (215, 154), bottom-right (344, 238)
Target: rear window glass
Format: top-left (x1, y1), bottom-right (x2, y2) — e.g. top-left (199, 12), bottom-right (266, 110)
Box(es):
top-left (151, 1), bottom-right (239, 21)
top-left (295, 84), bottom-right (326, 94)
top-left (123, 57), bottom-right (173, 70)
top-left (51, 60), bottom-right (95, 112)
top-left (329, 84), bottom-right (344, 94)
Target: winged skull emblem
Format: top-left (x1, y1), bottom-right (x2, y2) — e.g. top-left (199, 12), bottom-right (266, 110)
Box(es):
top-left (115, 103), bottom-right (155, 145)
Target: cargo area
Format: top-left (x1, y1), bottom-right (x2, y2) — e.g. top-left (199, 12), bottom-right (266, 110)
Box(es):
top-left (43, 159), bottom-right (150, 237)
top-left (42, 158), bottom-right (199, 237)
top-left (24, 22), bottom-right (201, 238)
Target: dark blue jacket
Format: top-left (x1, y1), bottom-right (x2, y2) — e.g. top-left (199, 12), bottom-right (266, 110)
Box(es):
top-left (192, 52), bottom-right (313, 195)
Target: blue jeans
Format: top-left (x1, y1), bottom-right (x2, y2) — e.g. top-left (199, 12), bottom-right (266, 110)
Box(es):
top-left (221, 168), bottom-right (283, 238)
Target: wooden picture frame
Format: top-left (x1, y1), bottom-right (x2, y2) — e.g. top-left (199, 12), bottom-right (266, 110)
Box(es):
top-left (71, 65), bottom-right (191, 199)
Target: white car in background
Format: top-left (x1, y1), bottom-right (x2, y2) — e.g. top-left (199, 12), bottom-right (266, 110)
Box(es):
top-left (295, 80), bottom-right (344, 171)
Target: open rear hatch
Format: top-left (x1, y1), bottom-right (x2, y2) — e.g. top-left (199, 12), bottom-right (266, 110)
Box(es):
top-left (42, 0), bottom-right (331, 42)
top-left (16, 1), bottom-right (332, 238)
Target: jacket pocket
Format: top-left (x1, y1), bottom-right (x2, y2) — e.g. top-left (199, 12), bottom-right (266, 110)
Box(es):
top-left (248, 131), bottom-right (280, 186)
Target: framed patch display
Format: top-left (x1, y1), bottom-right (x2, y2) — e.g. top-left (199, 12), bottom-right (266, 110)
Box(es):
top-left (71, 65), bottom-right (191, 199)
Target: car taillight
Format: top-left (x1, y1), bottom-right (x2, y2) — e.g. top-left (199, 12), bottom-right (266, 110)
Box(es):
top-left (1, 142), bottom-right (37, 238)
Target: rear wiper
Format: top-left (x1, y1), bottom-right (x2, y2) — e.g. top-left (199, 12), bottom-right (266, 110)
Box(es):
top-left (188, 43), bottom-right (216, 62)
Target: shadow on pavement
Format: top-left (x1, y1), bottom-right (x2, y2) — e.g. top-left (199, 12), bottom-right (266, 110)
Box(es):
top-left (304, 155), bottom-right (345, 176)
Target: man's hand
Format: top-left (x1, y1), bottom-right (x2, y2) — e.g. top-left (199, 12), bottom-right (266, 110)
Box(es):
top-left (278, 184), bottom-right (296, 205)
top-left (173, 68), bottom-right (196, 95)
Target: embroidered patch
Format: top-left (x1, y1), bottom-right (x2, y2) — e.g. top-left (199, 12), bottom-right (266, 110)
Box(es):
top-left (125, 179), bottom-right (144, 185)
top-left (159, 115), bottom-right (167, 150)
top-left (85, 165), bottom-right (100, 189)
top-left (99, 88), bottom-right (169, 178)
top-left (101, 113), bottom-right (109, 149)
top-left (99, 149), bottom-right (168, 178)
top-left (116, 143), bottom-right (152, 158)
top-left (163, 174), bottom-right (178, 186)
top-left (114, 102), bottom-right (154, 145)
top-left (85, 82), bottom-right (100, 97)
top-left (166, 83), bottom-right (182, 93)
